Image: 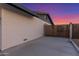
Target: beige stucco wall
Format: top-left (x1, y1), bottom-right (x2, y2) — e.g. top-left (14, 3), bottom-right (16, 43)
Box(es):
top-left (0, 7), bottom-right (1, 50)
top-left (0, 8), bottom-right (1, 17)
top-left (0, 6), bottom-right (1, 18)
top-left (1, 8), bottom-right (49, 50)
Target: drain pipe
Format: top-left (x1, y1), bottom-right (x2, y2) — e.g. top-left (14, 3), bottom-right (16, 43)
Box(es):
top-left (69, 22), bottom-right (79, 52)
top-left (69, 22), bottom-right (72, 42)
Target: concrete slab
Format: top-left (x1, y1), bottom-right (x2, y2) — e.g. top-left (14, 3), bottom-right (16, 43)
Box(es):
top-left (0, 36), bottom-right (79, 56)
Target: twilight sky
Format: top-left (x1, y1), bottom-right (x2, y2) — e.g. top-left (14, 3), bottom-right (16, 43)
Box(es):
top-left (22, 3), bottom-right (79, 25)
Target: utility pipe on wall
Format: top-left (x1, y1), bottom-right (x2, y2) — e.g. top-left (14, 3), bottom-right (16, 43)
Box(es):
top-left (69, 22), bottom-right (72, 41)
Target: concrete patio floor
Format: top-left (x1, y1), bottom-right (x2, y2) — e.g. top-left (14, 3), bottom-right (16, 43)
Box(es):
top-left (0, 36), bottom-right (79, 56)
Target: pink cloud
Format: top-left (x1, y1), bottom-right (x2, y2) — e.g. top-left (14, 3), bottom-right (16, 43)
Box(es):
top-left (52, 14), bottom-right (79, 25)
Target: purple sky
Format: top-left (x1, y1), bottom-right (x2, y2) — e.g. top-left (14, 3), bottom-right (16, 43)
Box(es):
top-left (22, 3), bottom-right (79, 25)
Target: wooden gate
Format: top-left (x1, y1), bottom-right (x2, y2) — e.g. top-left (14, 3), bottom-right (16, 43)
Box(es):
top-left (72, 24), bottom-right (79, 39)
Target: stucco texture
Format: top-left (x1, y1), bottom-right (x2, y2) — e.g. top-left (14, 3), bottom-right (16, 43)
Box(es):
top-left (1, 8), bottom-right (47, 50)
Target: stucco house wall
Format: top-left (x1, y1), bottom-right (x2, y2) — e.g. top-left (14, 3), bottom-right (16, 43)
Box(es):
top-left (0, 7), bottom-right (1, 17)
top-left (1, 8), bottom-right (49, 50)
top-left (0, 7), bottom-right (2, 50)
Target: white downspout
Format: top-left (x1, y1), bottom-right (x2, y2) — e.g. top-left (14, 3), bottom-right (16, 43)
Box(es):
top-left (69, 22), bottom-right (72, 41)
